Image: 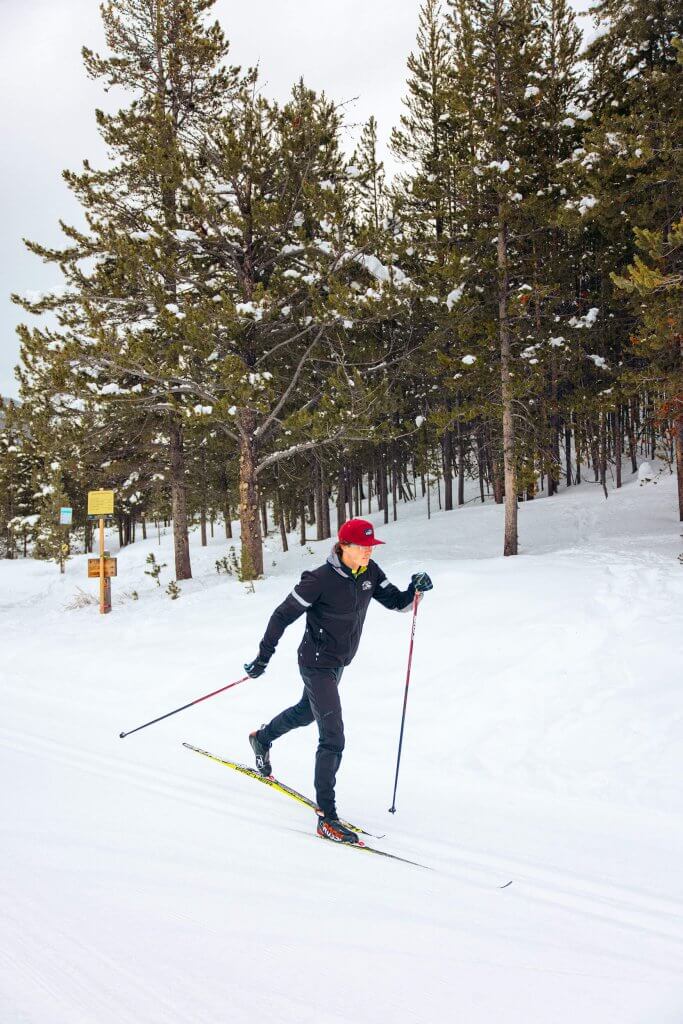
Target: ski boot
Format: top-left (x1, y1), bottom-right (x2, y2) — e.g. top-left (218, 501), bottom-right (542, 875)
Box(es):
top-left (317, 813), bottom-right (359, 844)
top-left (248, 727), bottom-right (272, 777)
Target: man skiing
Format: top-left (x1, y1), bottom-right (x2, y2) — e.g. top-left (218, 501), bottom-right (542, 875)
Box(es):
top-left (244, 517), bottom-right (433, 844)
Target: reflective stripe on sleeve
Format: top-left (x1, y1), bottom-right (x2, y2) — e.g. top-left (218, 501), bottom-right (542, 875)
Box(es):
top-left (380, 579), bottom-right (390, 588)
top-left (291, 589), bottom-right (312, 608)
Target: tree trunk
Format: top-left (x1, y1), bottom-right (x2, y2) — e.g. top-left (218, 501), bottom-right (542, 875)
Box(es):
top-left (588, 418), bottom-right (600, 481)
top-left (314, 462), bottom-right (324, 541)
top-left (475, 425), bottom-right (486, 503)
top-left (200, 508), bottom-right (207, 547)
top-left (300, 503), bottom-right (307, 546)
top-left (322, 482), bottom-right (331, 539)
top-left (493, 12), bottom-right (517, 554)
top-left (336, 470), bottom-right (345, 532)
top-left (381, 458), bottom-right (389, 525)
top-left (224, 503), bottom-right (233, 539)
top-left (376, 464), bottom-right (384, 509)
top-left (443, 431), bottom-right (453, 511)
top-left (237, 410), bottom-right (263, 579)
top-left (457, 427), bottom-right (465, 507)
top-left (675, 404), bottom-right (683, 521)
top-left (615, 408), bottom-right (622, 489)
top-left (547, 353), bottom-right (560, 497)
top-left (169, 417), bottom-right (192, 580)
top-left (600, 413), bottom-right (608, 499)
top-left (499, 258), bottom-right (518, 555)
top-left (492, 459), bottom-right (504, 504)
top-left (628, 398), bottom-right (638, 473)
top-left (565, 424), bottom-right (572, 486)
top-left (279, 502), bottom-right (289, 552)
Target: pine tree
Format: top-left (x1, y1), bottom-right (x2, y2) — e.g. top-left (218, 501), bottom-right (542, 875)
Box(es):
top-left (182, 75), bottom-right (412, 576)
top-left (390, 1), bottom-right (470, 514)
top-left (392, 0), bottom-right (454, 245)
top-left (30, 455), bottom-right (70, 566)
top-left (0, 400), bottom-right (34, 558)
top-left (349, 117), bottom-right (387, 239)
top-left (583, 0), bottom-right (683, 438)
top-left (12, 0), bottom-right (238, 580)
top-left (613, 214), bottom-right (683, 517)
top-left (519, 0), bottom-right (584, 495)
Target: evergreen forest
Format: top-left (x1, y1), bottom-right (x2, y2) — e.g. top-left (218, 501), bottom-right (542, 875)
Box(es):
top-left (2, 0), bottom-right (681, 579)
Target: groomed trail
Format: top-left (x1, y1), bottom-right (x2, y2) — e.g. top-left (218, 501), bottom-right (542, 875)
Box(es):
top-left (1, 468), bottom-right (682, 1023)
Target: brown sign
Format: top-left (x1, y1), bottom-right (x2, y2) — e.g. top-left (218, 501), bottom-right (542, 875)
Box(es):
top-left (88, 557), bottom-right (118, 579)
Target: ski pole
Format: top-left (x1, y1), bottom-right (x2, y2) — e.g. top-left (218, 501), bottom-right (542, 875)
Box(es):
top-left (119, 675), bottom-right (250, 739)
top-left (389, 594), bottom-right (420, 814)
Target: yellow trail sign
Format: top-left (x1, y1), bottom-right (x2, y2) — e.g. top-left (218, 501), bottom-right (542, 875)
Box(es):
top-left (88, 490), bottom-right (115, 517)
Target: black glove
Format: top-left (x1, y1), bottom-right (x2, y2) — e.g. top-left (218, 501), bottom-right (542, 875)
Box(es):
top-left (411, 571), bottom-right (433, 593)
top-left (244, 656), bottom-right (269, 679)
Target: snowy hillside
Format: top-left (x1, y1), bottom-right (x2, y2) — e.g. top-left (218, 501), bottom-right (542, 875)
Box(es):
top-left (2, 470), bottom-right (683, 1023)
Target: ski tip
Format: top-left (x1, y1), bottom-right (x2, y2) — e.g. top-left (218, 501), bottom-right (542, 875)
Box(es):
top-left (500, 880), bottom-right (514, 889)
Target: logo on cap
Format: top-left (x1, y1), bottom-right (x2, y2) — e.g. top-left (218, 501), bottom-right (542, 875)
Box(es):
top-left (338, 517), bottom-right (385, 546)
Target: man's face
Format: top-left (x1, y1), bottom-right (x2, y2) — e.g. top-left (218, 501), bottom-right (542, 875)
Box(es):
top-left (343, 543), bottom-right (373, 569)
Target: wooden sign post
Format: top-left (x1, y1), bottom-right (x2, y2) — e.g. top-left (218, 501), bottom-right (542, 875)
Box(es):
top-left (87, 490), bottom-right (116, 614)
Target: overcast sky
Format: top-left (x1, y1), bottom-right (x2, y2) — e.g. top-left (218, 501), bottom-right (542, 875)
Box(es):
top-left (0, 0), bottom-right (594, 400)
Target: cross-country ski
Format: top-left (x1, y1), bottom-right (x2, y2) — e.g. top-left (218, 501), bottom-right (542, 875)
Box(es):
top-left (182, 741), bottom-right (383, 838)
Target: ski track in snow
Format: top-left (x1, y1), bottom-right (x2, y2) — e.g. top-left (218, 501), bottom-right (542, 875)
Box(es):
top-left (5, 723), bottom-right (683, 962)
top-left (1, 469), bottom-right (683, 1022)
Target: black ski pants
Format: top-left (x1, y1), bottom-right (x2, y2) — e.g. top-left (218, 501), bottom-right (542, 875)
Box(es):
top-left (260, 666), bottom-right (345, 818)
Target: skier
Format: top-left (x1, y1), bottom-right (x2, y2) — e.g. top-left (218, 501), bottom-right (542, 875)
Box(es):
top-left (244, 517), bottom-right (433, 844)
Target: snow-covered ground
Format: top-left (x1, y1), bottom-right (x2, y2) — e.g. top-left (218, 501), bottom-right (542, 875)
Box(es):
top-left (2, 467), bottom-right (683, 1023)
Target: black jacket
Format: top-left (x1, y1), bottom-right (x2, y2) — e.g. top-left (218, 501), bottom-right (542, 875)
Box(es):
top-left (259, 547), bottom-right (415, 670)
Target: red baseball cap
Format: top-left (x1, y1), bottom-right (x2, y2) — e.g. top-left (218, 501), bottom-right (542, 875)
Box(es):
top-left (338, 518), bottom-right (385, 546)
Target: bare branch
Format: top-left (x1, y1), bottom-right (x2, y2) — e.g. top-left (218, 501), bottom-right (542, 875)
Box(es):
top-left (255, 332), bottom-right (323, 440)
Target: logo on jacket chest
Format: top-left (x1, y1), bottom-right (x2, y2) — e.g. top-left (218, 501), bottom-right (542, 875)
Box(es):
top-left (361, 580), bottom-right (372, 591)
